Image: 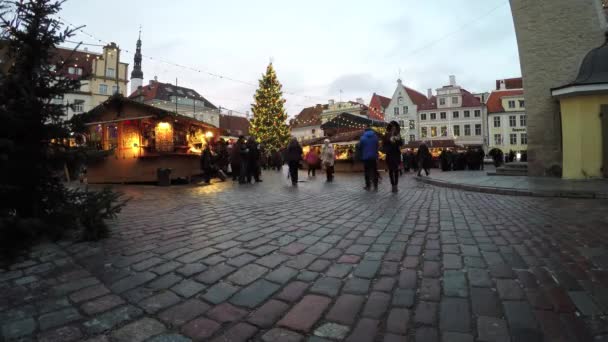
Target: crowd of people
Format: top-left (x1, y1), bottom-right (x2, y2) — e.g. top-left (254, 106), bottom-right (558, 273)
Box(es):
top-left (438, 148), bottom-right (485, 171)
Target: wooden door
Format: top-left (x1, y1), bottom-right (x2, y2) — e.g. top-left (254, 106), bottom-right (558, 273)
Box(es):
top-left (602, 105), bottom-right (608, 178)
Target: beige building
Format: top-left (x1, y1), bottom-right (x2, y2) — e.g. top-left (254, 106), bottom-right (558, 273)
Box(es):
top-left (486, 78), bottom-right (527, 154)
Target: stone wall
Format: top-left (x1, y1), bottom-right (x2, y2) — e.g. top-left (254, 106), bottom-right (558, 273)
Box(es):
top-left (509, 0), bottom-right (607, 176)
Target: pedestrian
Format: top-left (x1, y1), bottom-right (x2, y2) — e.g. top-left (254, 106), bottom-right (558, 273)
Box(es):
top-left (200, 143), bottom-right (213, 184)
top-left (272, 149), bottom-right (283, 171)
top-left (215, 139), bottom-right (229, 174)
top-left (246, 136), bottom-right (262, 183)
top-left (417, 143), bottom-right (432, 176)
top-left (382, 121), bottom-right (403, 193)
top-left (320, 139), bottom-right (335, 182)
top-left (478, 148), bottom-right (486, 170)
top-left (285, 137), bottom-right (303, 186)
top-left (305, 147), bottom-right (319, 177)
top-left (239, 137), bottom-right (249, 184)
top-left (440, 149), bottom-right (450, 171)
top-left (231, 136), bottom-right (245, 182)
top-left (359, 125), bottom-right (379, 191)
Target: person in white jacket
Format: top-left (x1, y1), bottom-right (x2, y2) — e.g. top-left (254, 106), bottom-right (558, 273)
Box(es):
top-left (320, 139), bottom-right (335, 182)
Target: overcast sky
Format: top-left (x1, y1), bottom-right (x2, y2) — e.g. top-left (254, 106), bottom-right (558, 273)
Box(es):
top-left (58, 0), bottom-right (521, 117)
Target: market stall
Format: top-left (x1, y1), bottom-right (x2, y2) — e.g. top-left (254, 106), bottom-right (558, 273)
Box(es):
top-left (79, 95), bottom-right (219, 183)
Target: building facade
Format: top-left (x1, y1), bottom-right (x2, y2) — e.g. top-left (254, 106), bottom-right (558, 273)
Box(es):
top-left (368, 93), bottom-right (391, 121)
top-left (320, 99), bottom-right (368, 124)
top-left (417, 76), bottom-right (485, 148)
top-left (384, 79), bottom-right (428, 142)
top-left (486, 78), bottom-right (527, 154)
top-left (290, 104), bottom-right (327, 142)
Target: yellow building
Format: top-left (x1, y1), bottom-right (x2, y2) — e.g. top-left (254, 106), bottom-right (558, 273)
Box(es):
top-left (552, 32), bottom-right (608, 179)
top-left (89, 42), bottom-right (129, 106)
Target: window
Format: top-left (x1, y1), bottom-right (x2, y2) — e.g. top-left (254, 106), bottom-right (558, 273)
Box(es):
top-left (398, 97), bottom-right (403, 104)
top-left (441, 126), bottom-right (447, 136)
top-left (439, 98), bottom-right (446, 105)
top-left (519, 100), bottom-right (525, 108)
top-left (311, 129), bottom-right (316, 134)
top-left (510, 134), bottom-right (517, 145)
top-left (106, 68), bottom-right (115, 77)
top-left (99, 84), bottom-right (108, 95)
top-left (475, 124), bottom-right (481, 136)
top-left (453, 125), bottom-right (460, 137)
top-left (520, 115), bottom-right (526, 127)
top-left (494, 134), bottom-right (502, 145)
top-left (509, 115), bottom-right (517, 127)
top-left (421, 127), bottom-right (428, 138)
top-left (421, 113), bottom-right (427, 120)
top-left (453, 111), bottom-right (459, 119)
top-left (399, 120), bottom-right (405, 128)
top-left (409, 120), bottom-right (415, 130)
top-left (72, 100), bottom-right (84, 113)
top-left (404, 106), bottom-right (408, 114)
top-left (508, 100), bottom-right (516, 108)
top-left (68, 67), bottom-right (82, 75)
top-left (452, 96), bottom-right (458, 104)
top-left (394, 107), bottom-right (399, 115)
top-left (112, 85), bottom-right (119, 94)
top-left (431, 127), bottom-right (437, 137)
top-left (440, 112), bottom-right (446, 119)
top-left (430, 113), bottom-right (436, 120)
top-left (474, 110), bottom-right (481, 117)
top-left (493, 116), bottom-right (501, 127)
top-left (521, 133), bottom-right (528, 144)
top-left (464, 124), bottom-right (471, 136)
top-left (409, 134), bottom-right (415, 142)
top-left (464, 110), bottom-right (470, 118)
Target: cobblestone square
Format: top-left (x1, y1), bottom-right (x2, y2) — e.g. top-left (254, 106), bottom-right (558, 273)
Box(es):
top-left (1, 171), bottom-right (608, 341)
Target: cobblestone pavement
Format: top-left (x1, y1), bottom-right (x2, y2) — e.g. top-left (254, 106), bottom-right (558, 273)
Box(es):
top-left (2, 170), bottom-right (608, 342)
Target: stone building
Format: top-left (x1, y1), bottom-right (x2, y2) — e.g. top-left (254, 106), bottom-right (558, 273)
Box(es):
top-left (509, 0), bottom-right (607, 176)
top-left (384, 79), bottom-right (429, 142)
top-left (290, 104), bottom-right (327, 142)
top-left (486, 78), bottom-right (527, 155)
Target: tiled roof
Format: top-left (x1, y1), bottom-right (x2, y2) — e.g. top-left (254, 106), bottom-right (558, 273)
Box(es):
top-left (486, 89), bottom-right (524, 113)
top-left (403, 86), bottom-right (428, 106)
top-left (51, 47), bottom-right (99, 80)
top-left (290, 104), bottom-right (327, 129)
top-left (496, 77), bottom-right (523, 90)
top-left (419, 96), bottom-right (437, 111)
top-left (419, 89), bottom-right (481, 111)
top-left (128, 80), bottom-right (217, 109)
top-left (219, 114), bottom-right (249, 137)
top-left (372, 93), bottom-right (391, 108)
top-left (368, 93), bottom-right (391, 120)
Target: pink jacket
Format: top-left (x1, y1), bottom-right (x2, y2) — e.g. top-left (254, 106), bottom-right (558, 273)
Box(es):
top-left (306, 151), bottom-right (319, 164)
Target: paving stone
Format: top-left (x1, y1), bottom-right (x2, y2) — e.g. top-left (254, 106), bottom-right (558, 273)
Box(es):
top-left (226, 263), bottom-right (269, 285)
top-left (443, 254), bottom-right (462, 269)
top-left (441, 332), bottom-right (474, 342)
top-left (308, 260), bottom-right (332, 272)
top-left (39, 308), bottom-right (81, 331)
top-left (53, 277), bottom-right (100, 296)
top-left (386, 308), bottom-right (409, 334)
top-left (353, 260), bottom-right (380, 279)
top-left (362, 291), bottom-right (390, 319)
top-left (262, 328), bottom-right (304, 342)
top-left (38, 326), bottom-right (82, 342)
top-left (343, 278), bottom-right (370, 294)
top-left (392, 288), bottom-right (415, 307)
top-left (159, 299), bottom-right (211, 326)
top-left (373, 277), bottom-right (396, 292)
top-left (147, 334), bottom-right (191, 342)
top-left (138, 291), bottom-right (181, 314)
top-left (278, 295), bottom-right (332, 332)
top-left (440, 298), bottom-right (470, 333)
top-left (147, 273), bottom-right (183, 289)
top-left (502, 301), bottom-right (541, 341)
top-left (181, 317), bottom-right (221, 341)
top-left (471, 287), bottom-right (501, 317)
top-left (209, 322), bottom-right (257, 342)
top-left (256, 254), bottom-right (289, 268)
top-left (345, 318), bottom-right (378, 342)
top-left (443, 270), bottom-right (468, 297)
top-left (423, 261), bottom-right (441, 278)
top-left (110, 272), bottom-right (157, 293)
top-left (37, 297), bottom-right (71, 314)
top-left (226, 253), bottom-right (257, 267)
top-left (176, 263), bottom-right (207, 277)
top-left (467, 268), bottom-right (492, 287)
top-left (568, 291), bottom-right (603, 316)
top-left (111, 317), bottom-right (165, 342)
top-left (265, 266), bottom-right (298, 284)
top-left (286, 253), bottom-right (317, 269)
top-left (416, 327), bottom-right (439, 342)
top-left (314, 323), bottom-right (350, 340)
top-left (83, 305), bottom-right (143, 334)
top-left (196, 264), bottom-right (236, 285)
top-left (338, 255), bottom-right (361, 264)
top-left (297, 270), bottom-right (319, 282)
top-left (69, 284), bottom-right (110, 303)
top-left (171, 279), bottom-right (206, 298)
top-left (230, 279), bottom-right (281, 308)
top-left (398, 269), bottom-right (417, 289)
top-left (248, 299), bottom-right (289, 327)
top-left (325, 264), bottom-right (353, 278)
top-left (477, 316), bottom-right (510, 342)
top-left (310, 277), bottom-right (342, 297)
top-left (415, 301), bottom-right (438, 325)
top-left (277, 281), bottom-right (309, 302)
top-left (1, 318), bottom-right (36, 339)
top-left (326, 294), bottom-right (365, 325)
top-left (132, 257), bottom-right (164, 271)
top-left (201, 282), bottom-right (239, 304)
top-left (420, 278), bottom-right (441, 301)
top-left (496, 279), bottom-right (525, 300)
top-left (82, 294), bottom-right (125, 315)
top-left (489, 264), bottom-right (515, 279)
top-left (207, 303), bottom-right (247, 323)
top-left (177, 248), bottom-right (220, 263)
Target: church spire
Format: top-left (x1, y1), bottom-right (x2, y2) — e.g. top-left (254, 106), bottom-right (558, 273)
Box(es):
top-left (130, 27), bottom-right (144, 94)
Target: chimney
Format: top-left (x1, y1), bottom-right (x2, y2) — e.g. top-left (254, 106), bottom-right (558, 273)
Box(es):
top-left (328, 99), bottom-right (335, 106)
top-left (154, 75), bottom-right (158, 82)
top-left (356, 97), bottom-right (364, 105)
top-left (397, 78), bottom-right (402, 85)
top-left (499, 79), bottom-right (506, 90)
top-left (427, 88), bottom-right (432, 98)
top-left (449, 75), bottom-right (456, 86)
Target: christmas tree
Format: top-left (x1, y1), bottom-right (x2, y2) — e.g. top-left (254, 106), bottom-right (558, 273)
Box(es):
top-left (250, 63), bottom-right (290, 151)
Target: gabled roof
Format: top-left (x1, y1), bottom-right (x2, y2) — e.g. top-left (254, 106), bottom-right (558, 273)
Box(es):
top-left (496, 77), bottom-right (523, 90)
top-left (290, 104), bottom-right (327, 129)
top-left (418, 89), bottom-right (482, 111)
top-left (403, 86), bottom-right (428, 106)
top-left (51, 47), bottom-right (99, 80)
top-left (419, 96), bottom-right (437, 111)
top-left (219, 114), bottom-right (249, 136)
top-left (486, 89), bottom-right (524, 113)
top-left (129, 80), bottom-right (217, 109)
top-left (370, 93), bottom-right (391, 108)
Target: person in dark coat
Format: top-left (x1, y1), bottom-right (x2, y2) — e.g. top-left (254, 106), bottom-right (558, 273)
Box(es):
top-left (231, 136), bottom-right (245, 181)
top-left (402, 151), bottom-right (410, 172)
top-left (440, 149), bottom-right (450, 171)
top-left (383, 121), bottom-right (403, 193)
top-left (416, 143), bottom-right (432, 176)
top-left (246, 136), bottom-right (261, 183)
top-left (272, 149), bottom-right (283, 171)
top-left (215, 139), bottom-right (229, 173)
top-left (238, 137), bottom-right (249, 184)
top-left (200, 144), bottom-right (213, 184)
top-left (285, 138), bottom-right (303, 186)
top-left (359, 126), bottom-right (379, 191)
top-left (478, 148), bottom-right (486, 170)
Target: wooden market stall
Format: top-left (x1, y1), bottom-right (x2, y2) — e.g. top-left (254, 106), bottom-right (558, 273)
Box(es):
top-left (80, 95), bottom-right (219, 183)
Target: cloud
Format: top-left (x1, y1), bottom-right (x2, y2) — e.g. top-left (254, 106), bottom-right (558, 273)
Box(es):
top-left (327, 73), bottom-right (385, 95)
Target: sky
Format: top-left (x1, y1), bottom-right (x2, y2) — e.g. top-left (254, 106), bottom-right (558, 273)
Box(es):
top-left (58, 0), bottom-right (522, 118)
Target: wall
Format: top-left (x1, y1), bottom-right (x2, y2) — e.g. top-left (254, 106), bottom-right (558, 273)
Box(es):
top-left (385, 84), bottom-right (419, 141)
top-left (560, 94), bottom-right (608, 179)
top-left (487, 112), bottom-right (527, 153)
top-left (291, 125), bottom-right (322, 142)
top-left (418, 106), bottom-right (484, 146)
top-left (510, 0), bottom-right (607, 176)
top-left (90, 45), bottom-right (129, 107)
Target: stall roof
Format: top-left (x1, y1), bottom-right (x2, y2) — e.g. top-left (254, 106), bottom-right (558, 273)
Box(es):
top-left (320, 112), bottom-right (387, 130)
top-left (80, 94), bottom-right (217, 128)
top-left (302, 129), bottom-right (377, 146)
top-left (404, 139), bottom-right (462, 149)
